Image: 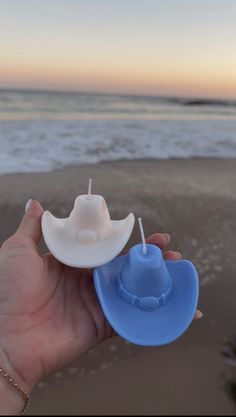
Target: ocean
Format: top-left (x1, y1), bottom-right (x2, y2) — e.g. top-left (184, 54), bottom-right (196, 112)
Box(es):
top-left (0, 89), bottom-right (236, 175)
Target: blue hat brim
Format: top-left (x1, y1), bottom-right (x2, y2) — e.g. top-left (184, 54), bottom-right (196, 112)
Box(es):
top-left (94, 255), bottom-right (199, 346)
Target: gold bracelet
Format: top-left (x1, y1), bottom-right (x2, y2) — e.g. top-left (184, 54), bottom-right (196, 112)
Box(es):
top-left (0, 366), bottom-right (30, 414)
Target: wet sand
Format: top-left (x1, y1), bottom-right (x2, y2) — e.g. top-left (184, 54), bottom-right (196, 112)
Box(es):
top-left (0, 158), bottom-right (236, 415)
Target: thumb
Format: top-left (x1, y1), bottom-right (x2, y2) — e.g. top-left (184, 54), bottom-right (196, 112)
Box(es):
top-left (16, 199), bottom-right (44, 245)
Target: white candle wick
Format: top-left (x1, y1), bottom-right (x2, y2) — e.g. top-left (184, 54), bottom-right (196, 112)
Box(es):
top-left (138, 217), bottom-right (147, 255)
top-left (88, 178), bottom-right (92, 196)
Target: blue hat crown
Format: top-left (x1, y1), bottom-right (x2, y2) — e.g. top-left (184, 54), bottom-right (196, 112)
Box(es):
top-left (118, 244), bottom-right (173, 312)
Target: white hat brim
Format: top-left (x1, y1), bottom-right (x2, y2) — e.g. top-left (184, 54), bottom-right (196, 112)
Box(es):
top-left (42, 211), bottom-right (135, 268)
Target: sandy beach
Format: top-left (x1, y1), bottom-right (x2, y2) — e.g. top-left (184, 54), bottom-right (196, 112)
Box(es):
top-left (0, 158), bottom-right (236, 415)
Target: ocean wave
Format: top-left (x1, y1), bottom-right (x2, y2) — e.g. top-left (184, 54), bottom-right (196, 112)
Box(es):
top-left (0, 119), bottom-right (235, 175)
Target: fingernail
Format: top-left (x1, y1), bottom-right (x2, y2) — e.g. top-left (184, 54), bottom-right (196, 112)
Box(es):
top-left (195, 310), bottom-right (203, 319)
top-left (163, 233), bottom-right (171, 243)
top-left (25, 199), bottom-right (32, 213)
top-left (174, 251), bottom-right (182, 259)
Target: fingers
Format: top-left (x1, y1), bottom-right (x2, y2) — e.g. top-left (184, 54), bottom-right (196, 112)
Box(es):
top-left (145, 233), bottom-right (170, 250)
top-left (15, 199), bottom-right (44, 245)
top-left (146, 234), bottom-right (182, 260)
top-left (194, 309), bottom-right (203, 320)
top-left (119, 232), bottom-right (170, 257)
top-left (164, 251), bottom-right (182, 260)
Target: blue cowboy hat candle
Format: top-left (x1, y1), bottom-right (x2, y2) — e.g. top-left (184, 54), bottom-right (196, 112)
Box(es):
top-left (94, 218), bottom-right (199, 346)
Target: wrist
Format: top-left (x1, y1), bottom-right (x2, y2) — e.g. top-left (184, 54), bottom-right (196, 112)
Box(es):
top-left (0, 345), bottom-right (38, 414)
top-left (0, 344), bottom-right (36, 392)
top-left (0, 366), bottom-right (27, 415)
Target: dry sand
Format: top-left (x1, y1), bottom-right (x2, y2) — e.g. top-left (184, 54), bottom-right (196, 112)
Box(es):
top-left (0, 158), bottom-right (236, 415)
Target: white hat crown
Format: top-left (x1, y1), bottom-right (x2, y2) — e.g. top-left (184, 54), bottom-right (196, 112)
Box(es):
top-left (67, 194), bottom-right (112, 243)
top-left (41, 179), bottom-right (135, 267)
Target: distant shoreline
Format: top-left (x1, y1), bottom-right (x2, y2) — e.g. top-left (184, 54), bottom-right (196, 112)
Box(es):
top-left (0, 87), bottom-right (235, 107)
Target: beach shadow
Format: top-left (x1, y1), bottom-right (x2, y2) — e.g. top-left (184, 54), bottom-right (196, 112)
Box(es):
top-left (222, 338), bottom-right (236, 404)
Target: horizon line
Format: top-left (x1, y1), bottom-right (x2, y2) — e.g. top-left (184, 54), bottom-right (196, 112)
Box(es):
top-left (0, 86), bottom-right (235, 104)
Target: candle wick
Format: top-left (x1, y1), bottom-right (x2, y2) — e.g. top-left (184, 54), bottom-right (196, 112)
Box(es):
top-left (88, 178), bottom-right (92, 196)
top-left (138, 217), bottom-right (147, 255)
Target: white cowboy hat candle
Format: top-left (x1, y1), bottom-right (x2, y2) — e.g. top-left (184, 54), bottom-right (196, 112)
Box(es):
top-left (42, 179), bottom-right (135, 268)
top-left (94, 218), bottom-right (199, 346)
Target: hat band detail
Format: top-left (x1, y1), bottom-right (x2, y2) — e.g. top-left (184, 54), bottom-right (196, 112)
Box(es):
top-left (68, 227), bottom-right (111, 243)
top-left (118, 277), bottom-right (173, 312)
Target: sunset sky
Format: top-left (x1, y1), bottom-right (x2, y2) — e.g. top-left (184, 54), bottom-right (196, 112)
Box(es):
top-left (0, 0), bottom-right (236, 99)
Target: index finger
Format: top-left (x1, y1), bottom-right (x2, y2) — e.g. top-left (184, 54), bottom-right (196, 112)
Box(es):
top-left (145, 233), bottom-right (170, 250)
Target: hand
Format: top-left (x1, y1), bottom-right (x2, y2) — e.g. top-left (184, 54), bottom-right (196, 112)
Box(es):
top-left (0, 200), bottom-right (202, 396)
